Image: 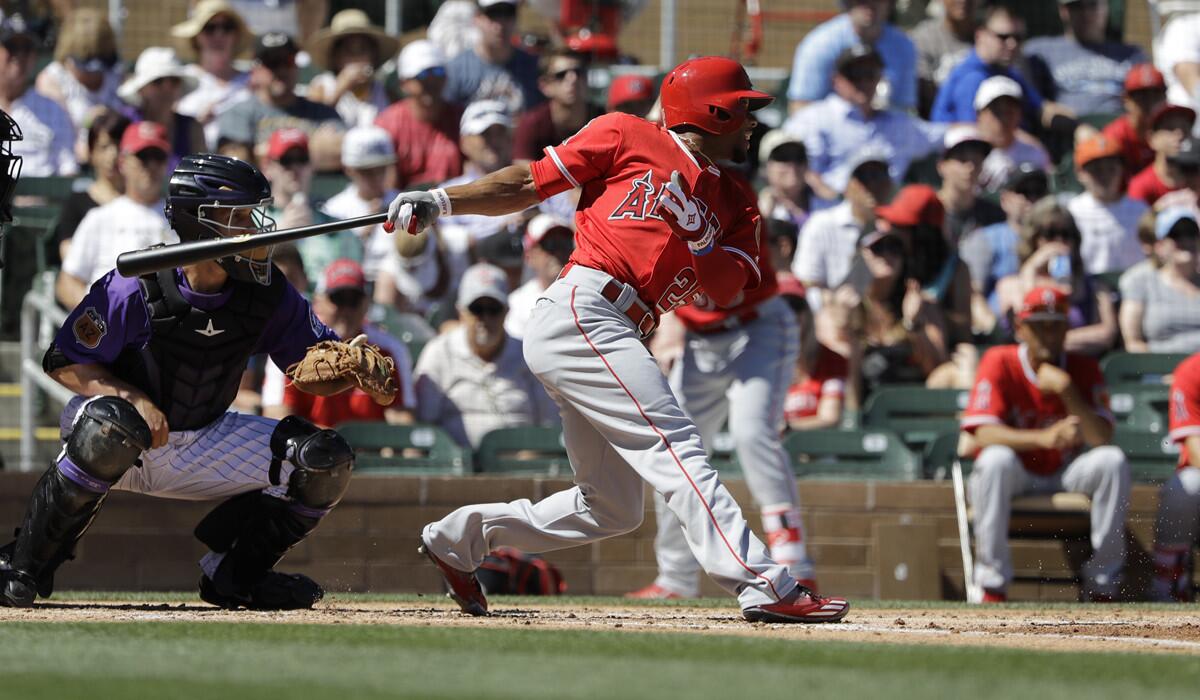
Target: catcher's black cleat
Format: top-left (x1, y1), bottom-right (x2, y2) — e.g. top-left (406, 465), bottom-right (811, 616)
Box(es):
top-left (198, 570), bottom-right (324, 611)
top-left (0, 569), bottom-right (36, 608)
top-left (419, 532), bottom-right (488, 616)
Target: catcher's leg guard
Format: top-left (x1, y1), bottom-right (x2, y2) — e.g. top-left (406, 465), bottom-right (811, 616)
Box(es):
top-left (1, 397), bottom-right (150, 607)
top-left (195, 416), bottom-right (353, 610)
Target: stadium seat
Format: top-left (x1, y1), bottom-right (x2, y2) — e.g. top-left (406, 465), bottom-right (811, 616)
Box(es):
top-left (923, 430), bottom-right (970, 480)
top-left (335, 421), bottom-right (471, 474)
top-left (475, 426), bottom-right (571, 475)
top-left (13, 176), bottom-right (78, 203)
top-left (1107, 383), bottom-right (1169, 432)
top-left (782, 429), bottom-right (918, 480)
top-left (309, 174), bottom-right (351, 203)
top-left (862, 386), bottom-right (969, 453)
top-left (1101, 352), bottom-right (1189, 386)
top-left (366, 304), bottom-right (435, 364)
top-left (1112, 426), bottom-right (1180, 484)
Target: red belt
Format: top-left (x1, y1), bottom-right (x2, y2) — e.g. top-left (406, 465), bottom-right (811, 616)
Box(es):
top-left (690, 310), bottom-right (760, 335)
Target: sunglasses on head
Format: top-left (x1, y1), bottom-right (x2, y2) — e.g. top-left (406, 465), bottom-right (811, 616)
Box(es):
top-left (203, 19), bottom-right (239, 35)
top-left (549, 66), bottom-right (585, 81)
top-left (468, 299), bottom-right (506, 317)
top-left (329, 289), bottom-right (366, 308)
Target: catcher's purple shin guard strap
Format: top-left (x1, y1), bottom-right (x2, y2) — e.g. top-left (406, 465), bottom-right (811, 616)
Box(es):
top-left (57, 455), bottom-right (114, 494)
top-left (289, 501), bottom-right (333, 519)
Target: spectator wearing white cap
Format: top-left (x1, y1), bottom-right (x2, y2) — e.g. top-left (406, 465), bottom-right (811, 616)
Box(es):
top-left (375, 39), bottom-right (465, 189)
top-left (973, 75), bottom-right (1051, 193)
top-left (117, 47), bottom-right (205, 172)
top-left (784, 45), bottom-right (945, 206)
top-left (0, 12), bottom-right (77, 176)
top-left (306, 9), bottom-right (399, 128)
top-left (505, 214), bottom-right (575, 340)
top-left (443, 0), bottom-right (543, 113)
top-left (435, 99), bottom-right (526, 264)
top-left (938, 125), bottom-right (1005, 246)
top-left (414, 262), bottom-right (559, 448)
top-left (172, 1), bottom-right (253, 148)
top-left (1119, 208), bottom-right (1200, 353)
top-left (513, 48), bottom-right (599, 163)
top-left (321, 125), bottom-right (399, 282)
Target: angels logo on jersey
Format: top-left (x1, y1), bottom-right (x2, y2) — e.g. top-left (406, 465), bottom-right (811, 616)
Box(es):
top-left (608, 170), bottom-right (720, 234)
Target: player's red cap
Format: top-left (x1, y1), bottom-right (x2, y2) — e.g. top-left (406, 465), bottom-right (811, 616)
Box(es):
top-left (660, 56), bottom-right (772, 135)
top-left (120, 121), bottom-right (170, 156)
top-left (322, 258), bottom-right (366, 294)
top-left (1124, 63), bottom-right (1165, 93)
top-left (607, 74), bottom-right (654, 111)
top-left (1018, 286), bottom-right (1069, 322)
top-left (874, 184), bottom-right (945, 228)
top-left (267, 127), bottom-right (309, 160)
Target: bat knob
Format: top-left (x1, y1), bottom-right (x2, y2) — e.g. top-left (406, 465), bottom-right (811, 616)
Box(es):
top-left (382, 220), bottom-right (395, 233)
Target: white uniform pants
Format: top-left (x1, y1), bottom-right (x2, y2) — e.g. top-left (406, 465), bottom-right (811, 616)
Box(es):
top-left (651, 296), bottom-right (813, 596)
top-left (422, 265), bottom-right (794, 607)
top-left (968, 444), bottom-right (1130, 597)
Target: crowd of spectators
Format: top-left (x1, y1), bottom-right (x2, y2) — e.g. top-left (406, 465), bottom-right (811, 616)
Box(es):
top-left (6, 0), bottom-right (1200, 601)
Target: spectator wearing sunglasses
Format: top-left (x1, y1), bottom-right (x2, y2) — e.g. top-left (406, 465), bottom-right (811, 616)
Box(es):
top-left (1128, 105), bottom-right (1196, 207)
top-left (306, 10), bottom-right (399, 128)
top-left (116, 47), bottom-right (206, 173)
top-left (172, 1), bottom-right (252, 149)
top-left (260, 128), bottom-right (357, 287)
top-left (35, 8), bottom-right (123, 152)
top-left (414, 263), bottom-right (559, 449)
top-left (1119, 208), bottom-right (1200, 353)
top-left (55, 122), bottom-right (178, 309)
top-left (276, 258), bottom-right (416, 427)
top-left (216, 32), bottom-right (345, 171)
top-left (513, 48), bottom-right (599, 163)
top-left (375, 39), bottom-right (464, 189)
top-left (443, 0), bottom-right (543, 114)
top-left (0, 11), bottom-right (77, 176)
top-left (505, 214), bottom-right (575, 340)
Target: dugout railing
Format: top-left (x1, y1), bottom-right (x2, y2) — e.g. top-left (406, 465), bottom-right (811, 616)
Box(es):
top-left (18, 283), bottom-right (73, 472)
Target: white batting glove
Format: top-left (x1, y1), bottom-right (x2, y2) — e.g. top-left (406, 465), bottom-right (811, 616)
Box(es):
top-left (385, 188), bottom-right (451, 235)
top-left (655, 171), bottom-right (716, 254)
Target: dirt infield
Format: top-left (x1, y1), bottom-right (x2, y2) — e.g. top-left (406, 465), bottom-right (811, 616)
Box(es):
top-left (3, 598), bottom-right (1200, 656)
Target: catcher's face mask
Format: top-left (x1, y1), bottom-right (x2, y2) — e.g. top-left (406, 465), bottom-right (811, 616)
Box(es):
top-left (0, 110), bottom-right (23, 226)
top-left (198, 198), bottom-right (277, 285)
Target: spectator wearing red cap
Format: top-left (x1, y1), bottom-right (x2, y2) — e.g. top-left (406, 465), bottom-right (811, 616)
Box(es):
top-left (505, 214), bottom-right (574, 340)
top-left (607, 73), bottom-right (655, 117)
top-left (260, 128), bottom-right (359, 287)
top-left (374, 40), bottom-right (463, 189)
top-left (994, 197), bottom-right (1117, 356)
top-left (56, 121), bottom-right (178, 309)
top-left (513, 48), bottom-right (600, 163)
top-left (961, 285), bottom-right (1128, 603)
top-left (270, 258), bottom-right (415, 427)
top-left (782, 280), bottom-right (847, 431)
top-left (1128, 104), bottom-right (1197, 206)
top-left (1068, 134), bottom-right (1147, 275)
top-left (1102, 64), bottom-right (1168, 174)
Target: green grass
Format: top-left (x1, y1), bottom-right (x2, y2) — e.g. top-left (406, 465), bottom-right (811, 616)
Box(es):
top-left (2, 619), bottom-right (1199, 700)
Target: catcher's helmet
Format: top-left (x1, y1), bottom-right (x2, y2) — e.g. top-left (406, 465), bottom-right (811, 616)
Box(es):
top-left (660, 56), bottom-right (773, 136)
top-left (0, 108), bottom-right (23, 225)
top-left (166, 154), bottom-right (276, 285)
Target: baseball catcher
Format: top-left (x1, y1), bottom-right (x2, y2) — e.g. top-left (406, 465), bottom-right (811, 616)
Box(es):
top-left (0, 154), bottom-right (394, 609)
top-left (0, 107), bottom-right (22, 269)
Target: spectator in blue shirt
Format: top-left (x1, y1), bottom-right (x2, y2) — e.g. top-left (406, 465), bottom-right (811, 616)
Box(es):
top-left (931, 4), bottom-right (1074, 133)
top-left (787, 0), bottom-right (917, 113)
top-left (443, 0), bottom-right (543, 114)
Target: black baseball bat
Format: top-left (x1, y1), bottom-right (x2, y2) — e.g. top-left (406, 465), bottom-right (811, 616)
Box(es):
top-left (116, 212), bottom-right (392, 278)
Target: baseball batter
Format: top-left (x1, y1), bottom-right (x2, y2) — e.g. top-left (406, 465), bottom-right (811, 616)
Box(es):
top-left (387, 57), bottom-right (849, 622)
top-left (631, 239), bottom-right (816, 599)
top-left (0, 155), bottom-right (394, 609)
top-left (1152, 351), bottom-right (1200, 601)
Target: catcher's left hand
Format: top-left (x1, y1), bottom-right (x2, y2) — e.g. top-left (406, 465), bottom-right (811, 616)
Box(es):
top-left (286, 335), bottom-right (397, 405)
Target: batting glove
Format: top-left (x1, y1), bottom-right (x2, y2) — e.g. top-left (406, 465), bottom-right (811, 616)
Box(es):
top-left (655, 171), bottom-right (716, 255)
top-left (385, 188), bottom-right (451, 235)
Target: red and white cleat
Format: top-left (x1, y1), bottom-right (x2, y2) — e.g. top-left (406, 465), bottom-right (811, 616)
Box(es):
top-left (980, 589), bottom-right (1008, 603)
top-left (624, 583), bottom-right (689, 600)
top-left (418, 533), bottom-right (488, 616)
top-left (741, 585), bottom-right (849, 623)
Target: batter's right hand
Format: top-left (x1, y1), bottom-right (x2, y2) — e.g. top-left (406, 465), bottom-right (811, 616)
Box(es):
top-left (386, 190), bottom-right (441, 235)
top-left (131, 396), bottom-right (169, 449)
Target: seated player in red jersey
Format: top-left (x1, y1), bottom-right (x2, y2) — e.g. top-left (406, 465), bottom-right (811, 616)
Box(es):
top-left (1151, 351), bottom-right (1200, 601)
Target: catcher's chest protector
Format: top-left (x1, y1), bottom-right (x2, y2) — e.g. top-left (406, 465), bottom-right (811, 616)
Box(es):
top-left (114, 267), bottom-right (286, 430)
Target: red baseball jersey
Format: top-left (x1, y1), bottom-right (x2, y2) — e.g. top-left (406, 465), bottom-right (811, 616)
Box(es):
top-left (1101, 115), bottom-right (1154, 174)
top-left (530, 113), bottom-right (762, 316)
top-left (961, 344), bottom-right (1113, 475)
top-left (1169, 352), bottom-right (1200, 471)
top-left (784, 346), bottom-right (848, 421)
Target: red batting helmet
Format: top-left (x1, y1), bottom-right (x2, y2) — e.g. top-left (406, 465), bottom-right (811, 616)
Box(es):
top-left (660, 56), bottom-right (773, 135)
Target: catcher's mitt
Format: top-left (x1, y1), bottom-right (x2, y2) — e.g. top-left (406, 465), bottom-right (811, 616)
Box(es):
top-left (286, 335), bottom-right (397, 405)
